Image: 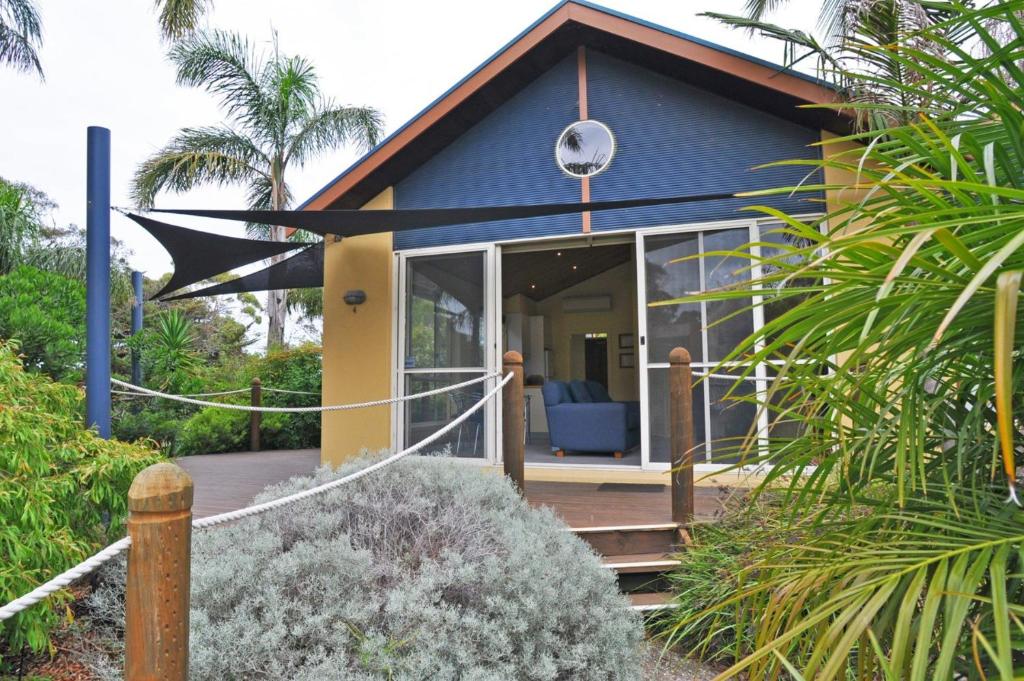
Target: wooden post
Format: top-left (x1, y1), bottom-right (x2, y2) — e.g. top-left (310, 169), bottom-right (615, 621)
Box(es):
top-left (669, 347), bottom-right (695, 525)
top-left (125, 462), bottom-right (193, 681)
top-left (249, 377), bottom-right (261, 452)
top-left (502, 351), bottom-right (525, 492)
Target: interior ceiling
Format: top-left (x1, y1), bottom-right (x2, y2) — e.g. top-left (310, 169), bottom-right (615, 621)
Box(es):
top-left (503, 242), bottom-right (633, 301)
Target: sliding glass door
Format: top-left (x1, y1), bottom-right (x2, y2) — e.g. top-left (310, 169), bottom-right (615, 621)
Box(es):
top-left (637, 223), bottom-right (765, 469)
top-left (396, 246), bottom-right (497, 462)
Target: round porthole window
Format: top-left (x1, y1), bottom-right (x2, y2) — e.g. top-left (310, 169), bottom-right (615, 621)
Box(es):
top-left (555, 120), bottom-right (615, 178)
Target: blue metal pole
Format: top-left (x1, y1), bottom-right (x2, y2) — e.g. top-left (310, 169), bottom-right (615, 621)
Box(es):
top-left (86, 126), bottom-right (111, 438)
top-left (131, 270), bottom-right (143, 386)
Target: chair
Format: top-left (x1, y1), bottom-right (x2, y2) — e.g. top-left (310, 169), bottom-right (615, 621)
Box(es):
top-left (541, 379), bottom-right (640, 458)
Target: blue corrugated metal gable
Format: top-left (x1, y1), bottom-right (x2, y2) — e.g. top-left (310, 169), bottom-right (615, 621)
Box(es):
top-left (587, 52), bottom-right (821, 230)
top-left (394, 55), bottom-right (581, 249)
top-left (394, 50), bottom-right (822, 250)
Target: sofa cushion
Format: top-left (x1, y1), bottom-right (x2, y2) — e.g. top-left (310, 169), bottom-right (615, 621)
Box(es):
top-left (542, 380), bottom-right (572, 407)
top-left (584, 380), bottom-right (612, 403)
top-left (568, 380), bottom-right (593, 403)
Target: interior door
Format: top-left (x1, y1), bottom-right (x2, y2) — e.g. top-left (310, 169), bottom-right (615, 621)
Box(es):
top-left (636, 223), bottom-right (760, 470)
top-left (396, 245), bottom-right (497, 462)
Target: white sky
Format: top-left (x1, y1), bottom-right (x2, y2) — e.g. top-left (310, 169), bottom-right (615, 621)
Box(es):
top-left (0, 0), bottom-right (820, 344)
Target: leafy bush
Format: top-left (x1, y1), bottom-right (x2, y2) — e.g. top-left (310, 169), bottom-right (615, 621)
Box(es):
top-left (175, 407), bottom-right (287, 456)
top-left (249, 344), bottom-right (321, 450)
top-left (0, 341), bottom-right (162, 657)
top-left (648, 494), bottom-right (795, 666)
top-left (87, 456), bottom-right (642, 679)
top-left (0, 265), bottom-right (85, 381)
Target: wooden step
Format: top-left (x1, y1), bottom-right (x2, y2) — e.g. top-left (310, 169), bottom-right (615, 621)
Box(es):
top-left (601, 552), bottom-right (681, 574)
top-left (628, 591), bottom-right (677, 612)
top-left (572, 522), bottom-right (680, 556)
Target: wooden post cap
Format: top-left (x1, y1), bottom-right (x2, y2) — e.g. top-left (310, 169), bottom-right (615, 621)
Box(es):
top-left (669, 347), bottom-right (691, 365)
top-left (503, 350), bottom-right (523, 365)
top-left (128, 463), bottom-right (193, 513)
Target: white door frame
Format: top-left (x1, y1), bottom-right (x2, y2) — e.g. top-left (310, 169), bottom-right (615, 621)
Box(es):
top-left (635, 218), bottom-right (768, 474)
top-left (393, 243), bottom-right (499, 466)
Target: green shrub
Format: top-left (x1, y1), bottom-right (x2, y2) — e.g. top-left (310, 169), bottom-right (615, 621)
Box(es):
top-left (0, 266), bottom-right (85, 381)
top-left (648, 494), bottom-right (809, 666)
top-left (249, 344), bottom-right (321, 450)
top-left (86, 456), bottom-right (642, 679)
top-left (0, 341), bottom-right (162, 657)
top-left (175, 407), bottom-right (286, 456)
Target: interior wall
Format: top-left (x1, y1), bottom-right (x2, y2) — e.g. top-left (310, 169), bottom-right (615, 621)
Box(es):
top-left (532, 256), bottom-right (639, 401)
top-left (321, 188), bottom-right (394, 466)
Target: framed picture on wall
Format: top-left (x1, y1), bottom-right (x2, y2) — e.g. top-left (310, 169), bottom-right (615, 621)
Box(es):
top-left (619, 352), bottom-right (635, 368)
top-left (618, 333), bottom-right (634, 349)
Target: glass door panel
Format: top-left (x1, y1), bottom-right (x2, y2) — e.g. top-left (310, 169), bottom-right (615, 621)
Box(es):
top-left (638, 224), bottom-right (760, 468)
top-left (398, 249), bottom-right (493, 461)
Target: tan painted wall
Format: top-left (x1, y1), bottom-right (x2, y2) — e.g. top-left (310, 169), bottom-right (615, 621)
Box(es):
top-left (320, 188), bottom-right (394, 466)
top-left (532, 258), bottom-right (640, 401)
top-left (821, 129), bottom-right (870, 223)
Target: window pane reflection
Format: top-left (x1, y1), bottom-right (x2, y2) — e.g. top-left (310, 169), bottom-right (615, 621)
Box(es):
top-left (405, 373), bottom-right (488, 459)
top-left (405, 253), bottom-right (485, 369)
top-left (647, 368), bottom-right (706, 464)
top-left (644, 233), bottom-right (703, 364)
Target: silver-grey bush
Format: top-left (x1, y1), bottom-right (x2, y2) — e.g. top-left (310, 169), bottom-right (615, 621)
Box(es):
top-left (89, 455), bottom-right (641, 680)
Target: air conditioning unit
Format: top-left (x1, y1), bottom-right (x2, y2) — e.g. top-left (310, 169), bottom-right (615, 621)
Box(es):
top-left (562, 294), bottom-right (612, 313)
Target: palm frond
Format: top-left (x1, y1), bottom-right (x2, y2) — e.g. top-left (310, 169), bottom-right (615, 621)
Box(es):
top-left (153, 0), bottom-right (208, 41)
top-left (0, 0), bottom-right (42, 77)
top-left (285, 104), bottom-right (384, 165)
top-left (131, 126), bottom-right (266, 208)
top-left (169, 30), bottom-right (267, 128)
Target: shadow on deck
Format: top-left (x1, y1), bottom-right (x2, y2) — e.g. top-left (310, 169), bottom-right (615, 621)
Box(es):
top-left (176, 449), bottom-right (733, 527)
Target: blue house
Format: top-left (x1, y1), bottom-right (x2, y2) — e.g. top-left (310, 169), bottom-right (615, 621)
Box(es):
top-left (308, 0), bottom-right (847, 484)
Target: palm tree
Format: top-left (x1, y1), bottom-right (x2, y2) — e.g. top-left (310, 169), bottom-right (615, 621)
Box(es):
top-left (705, 0), bottom-right (957, 129)
top-left (0, 0), bottom-right (210, 79)
top-left (132, 30), bottom-right (383, 349)
top-left (0, 0), bottom-right (41, 77)
top-left (653, 2), bottom-right (1024, 677)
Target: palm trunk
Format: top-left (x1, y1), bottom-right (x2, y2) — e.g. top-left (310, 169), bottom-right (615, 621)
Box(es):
top-left (266, 172), bottom-right (288, 351)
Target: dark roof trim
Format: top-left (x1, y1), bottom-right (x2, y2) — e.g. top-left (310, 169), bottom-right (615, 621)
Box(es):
top-left (300, 0), bottom-right (842, 211)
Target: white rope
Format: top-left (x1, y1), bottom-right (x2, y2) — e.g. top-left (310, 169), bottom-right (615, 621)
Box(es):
top-left (260, 387), bottom-right (319, 396)
top-left (0, 373), bottom-right (513, 619)
top-left (193, 372), bottom-right (513, 529)
top-left (0, 537), bottom-right (132, 621)
top-left (111, 373), bottom-right (499, 413)
top-left (692, 370), bottom-right (762, 382)
top-left (111, 388), bottom-right (250, 398)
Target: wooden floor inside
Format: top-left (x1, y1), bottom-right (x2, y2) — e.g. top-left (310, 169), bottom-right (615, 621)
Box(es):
top-left (177, 449), bottom-right (733, 527)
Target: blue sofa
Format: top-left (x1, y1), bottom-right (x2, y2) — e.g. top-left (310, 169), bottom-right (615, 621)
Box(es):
top-left (541, 380), bottom-right (640, 458)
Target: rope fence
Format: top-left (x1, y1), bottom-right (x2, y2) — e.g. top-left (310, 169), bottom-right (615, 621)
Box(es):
top-left (110, 372), bottom-right (500, 413)
top-left (0, 372), bottom-right (513, 622)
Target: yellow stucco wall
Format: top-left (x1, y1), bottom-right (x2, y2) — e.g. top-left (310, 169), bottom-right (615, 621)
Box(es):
top-left (320, 188), bottom-right (394, 466)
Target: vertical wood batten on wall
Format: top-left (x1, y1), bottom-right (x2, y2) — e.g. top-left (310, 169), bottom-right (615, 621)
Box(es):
top-left (320, 188), bottom-right (394, 466)
top-left (577, 46), bottom-right (591, 234)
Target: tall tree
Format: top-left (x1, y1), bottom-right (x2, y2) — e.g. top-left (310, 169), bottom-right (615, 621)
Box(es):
top-left (131, 30), bottom-right (383, 349)
top-left (0, 0), bottom-right (42, 77)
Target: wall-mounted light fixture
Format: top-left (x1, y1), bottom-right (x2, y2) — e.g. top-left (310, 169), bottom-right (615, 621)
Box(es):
top-left (343, 289), bottom-right (367, 312)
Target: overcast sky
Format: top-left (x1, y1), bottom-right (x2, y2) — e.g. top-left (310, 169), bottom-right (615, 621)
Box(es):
top-left (0, 0), bottom-right (819, 342)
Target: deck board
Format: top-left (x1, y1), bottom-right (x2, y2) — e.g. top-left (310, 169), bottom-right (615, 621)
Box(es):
top-left (176, 450), bottom-right (732, 526)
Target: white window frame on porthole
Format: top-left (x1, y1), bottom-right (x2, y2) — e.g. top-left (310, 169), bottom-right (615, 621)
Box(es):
top-left (554, 119), bottom-right (616, 179)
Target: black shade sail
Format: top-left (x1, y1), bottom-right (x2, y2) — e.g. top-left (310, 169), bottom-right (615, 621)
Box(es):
top-left (127, 213), bottom-right (306, 299)
top-left (162, 244), bottom-right (324, 301)
top-left (151, 192), bottom-right (738, 236)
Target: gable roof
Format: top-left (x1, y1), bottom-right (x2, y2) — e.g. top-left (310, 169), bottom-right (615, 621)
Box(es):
top-left (302, 0), bottom-right (847, 211)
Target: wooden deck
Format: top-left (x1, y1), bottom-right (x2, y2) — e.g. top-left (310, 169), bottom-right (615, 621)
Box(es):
top-left (176, 449), bottom-right (731, 527)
